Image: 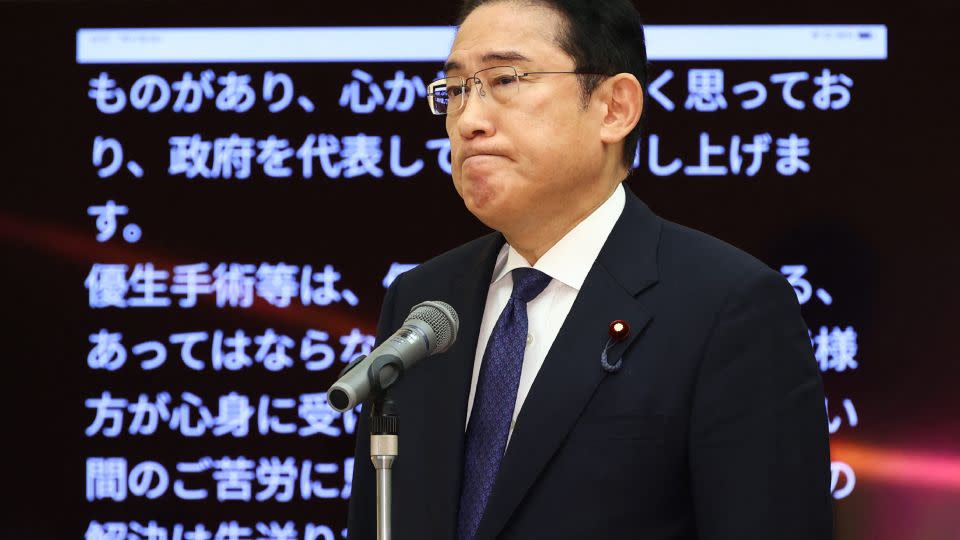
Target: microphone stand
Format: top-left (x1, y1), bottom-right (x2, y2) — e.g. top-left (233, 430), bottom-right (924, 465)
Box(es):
top-left (362, 354), bottom-right (403, 540)
top-left (369, 392), bottom-right (398, 540)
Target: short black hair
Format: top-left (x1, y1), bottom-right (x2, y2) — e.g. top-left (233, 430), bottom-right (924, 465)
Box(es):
top-left (456, 0), bottom-right (648, 170)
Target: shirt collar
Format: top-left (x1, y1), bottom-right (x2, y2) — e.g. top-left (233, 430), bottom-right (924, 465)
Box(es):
top-left (491, 183), bottom-right (626, 291)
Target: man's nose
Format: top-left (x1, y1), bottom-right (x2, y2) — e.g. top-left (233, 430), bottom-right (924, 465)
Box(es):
top-left (456, 81), bottom-right (495, 139)
top-left (468, 77), bottom-right (487, 99)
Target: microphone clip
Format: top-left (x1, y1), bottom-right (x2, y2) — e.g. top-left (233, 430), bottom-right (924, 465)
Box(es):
top-left (367, 354), bottom-right (405, 395)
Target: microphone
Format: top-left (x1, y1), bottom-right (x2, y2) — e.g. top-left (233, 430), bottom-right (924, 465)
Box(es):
top-left (327, 300), bottom-right (460, 412)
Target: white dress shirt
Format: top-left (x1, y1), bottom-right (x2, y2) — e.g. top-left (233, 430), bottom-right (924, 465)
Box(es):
top-left (465, 183), bottom-right (627, 443)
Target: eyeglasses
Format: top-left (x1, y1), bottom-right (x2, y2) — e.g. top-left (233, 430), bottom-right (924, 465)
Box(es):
top-left (426, 65), bottom-right (607, 116)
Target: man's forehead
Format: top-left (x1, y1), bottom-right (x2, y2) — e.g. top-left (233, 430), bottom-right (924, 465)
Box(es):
top-left (444, 2), bottom-right (566, 73)
top-left (444, 50), bottom-right (535, 73)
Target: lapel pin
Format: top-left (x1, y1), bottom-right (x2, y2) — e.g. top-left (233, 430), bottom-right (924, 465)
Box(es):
top-left (601, 320), bottom-right (630, 373)
top-left (608, 319), bottom-right (630, 341)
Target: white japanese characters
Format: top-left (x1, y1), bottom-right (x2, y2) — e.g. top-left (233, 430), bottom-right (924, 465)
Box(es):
top-left (81, 43), bottom-right (867, 537)
top-left (781, 264), bottom-right (861, 500)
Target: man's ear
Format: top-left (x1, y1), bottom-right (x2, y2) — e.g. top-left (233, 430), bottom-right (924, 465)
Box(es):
top-left (598, 73), bottom-right (644, 145)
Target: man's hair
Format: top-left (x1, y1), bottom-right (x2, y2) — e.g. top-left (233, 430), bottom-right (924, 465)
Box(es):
top-left (456, 0), bottom-right (648, 170)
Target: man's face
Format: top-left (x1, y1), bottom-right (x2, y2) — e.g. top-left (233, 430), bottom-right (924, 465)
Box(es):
top-left (445, 1), bottom-right (605, 236)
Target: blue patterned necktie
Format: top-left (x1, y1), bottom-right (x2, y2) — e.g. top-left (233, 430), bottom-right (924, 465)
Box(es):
top-left (457, 267), bottom-right (553, 540)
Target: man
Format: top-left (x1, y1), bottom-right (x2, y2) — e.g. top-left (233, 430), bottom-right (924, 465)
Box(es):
top-left (348, 0), bottom-right (834, 538)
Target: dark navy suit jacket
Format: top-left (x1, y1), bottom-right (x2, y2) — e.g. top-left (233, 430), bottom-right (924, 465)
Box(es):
top-left (348, 185), bottom-right (833, 539)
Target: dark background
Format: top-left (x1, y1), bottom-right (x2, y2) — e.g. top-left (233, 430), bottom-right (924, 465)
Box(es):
top-left (2, 0), bottom-right (959, 538)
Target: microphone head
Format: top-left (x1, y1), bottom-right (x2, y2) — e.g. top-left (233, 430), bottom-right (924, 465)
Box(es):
top-left (406, 301), bottom-right (459, 353)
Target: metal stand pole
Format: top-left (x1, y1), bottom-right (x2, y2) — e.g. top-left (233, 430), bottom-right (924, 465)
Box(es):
top-left (370, 394), bottom-right (398, 540)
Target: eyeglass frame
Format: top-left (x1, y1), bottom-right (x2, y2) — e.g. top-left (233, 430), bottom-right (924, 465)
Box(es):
top-left (426, 65), bottom-right (610, 116)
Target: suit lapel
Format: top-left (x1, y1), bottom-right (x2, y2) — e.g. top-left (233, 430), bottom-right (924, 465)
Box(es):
top-left (421, 233), bottom-right (506, 540)
top-left (473, 187), bottom-right (663, 540)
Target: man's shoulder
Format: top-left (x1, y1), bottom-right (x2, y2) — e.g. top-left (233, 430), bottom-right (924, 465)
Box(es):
top-left (394, 231), bottom-right (502, 290)
top-left (661, 219), bottom-right (772, 273)
top-left (618, 191), bottom-right (782, 293)
top-left (653, 217), bottom-right (787, 299)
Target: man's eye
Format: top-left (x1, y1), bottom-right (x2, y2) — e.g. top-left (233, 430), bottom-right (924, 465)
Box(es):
top-left (491, 76), bottom-right (517, 87)
top-left (448, 86), bottom-right (464, 97)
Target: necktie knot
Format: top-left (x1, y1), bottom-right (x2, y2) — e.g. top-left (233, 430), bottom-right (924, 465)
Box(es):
top-left (509, 268), bottom-right (552, 304)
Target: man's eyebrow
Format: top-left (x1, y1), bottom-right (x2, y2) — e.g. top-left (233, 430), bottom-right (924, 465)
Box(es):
top-left (443, 51), bottom-right (533, 73)
top-left (481, 50), bottom-right (533, 64)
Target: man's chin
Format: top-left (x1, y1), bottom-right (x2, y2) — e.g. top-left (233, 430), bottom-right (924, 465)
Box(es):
top-left (463, 191), bottom-right (509, 230)
top-left (459, 173), bottom-right (515, 226)
top-left (461, 175), bottom-right (499, 210)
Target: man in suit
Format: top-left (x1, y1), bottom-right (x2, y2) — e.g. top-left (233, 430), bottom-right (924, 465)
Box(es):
top-left (348, 0), bottom-right (834, 538)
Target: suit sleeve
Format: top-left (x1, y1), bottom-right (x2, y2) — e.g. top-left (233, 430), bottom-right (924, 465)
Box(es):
top-left (346, 271), bottom-right (404, 540)
top-left (689, 270), bottom-right (834, 540)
